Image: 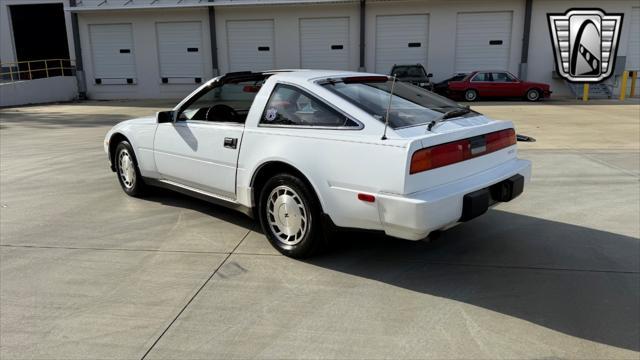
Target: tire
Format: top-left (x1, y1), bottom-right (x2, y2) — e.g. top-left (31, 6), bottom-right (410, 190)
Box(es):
top-left (258, 173), bottom-right (326, 258)
top-left (464, 89), bottom-right (478, 101)
top-left (525, 89), bottom-right (541, 102)
top-left (114, 141), bottom-right (146, 197)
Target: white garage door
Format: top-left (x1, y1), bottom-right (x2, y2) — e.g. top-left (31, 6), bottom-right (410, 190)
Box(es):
top-left (375, 14), bottom-right (429, 74)
top-left (300, 18), bottom-right (349, 70)
top-left (156, 22), bottom-right (204, 84)
top-left (89, 23), bottom-right (136, 84)
top-left (455, 12), bottom-right (512, 73)
top-left (227, 20), bottom-right (274, 72)
top-left (627, 7), bottom-right (640, 71)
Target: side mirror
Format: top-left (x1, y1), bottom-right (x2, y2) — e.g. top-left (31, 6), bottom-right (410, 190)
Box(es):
top-left (427, 73), bottom-right (433, 78)
top-left (157, 110), bottom-right (175, 123)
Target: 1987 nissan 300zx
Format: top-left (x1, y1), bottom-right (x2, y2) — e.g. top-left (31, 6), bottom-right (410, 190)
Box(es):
top-left (105, 70), bottom-right (531, 258)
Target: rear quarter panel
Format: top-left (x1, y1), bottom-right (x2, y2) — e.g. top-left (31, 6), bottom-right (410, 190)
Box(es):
top-left (237, 129), bottom-right (409, 230)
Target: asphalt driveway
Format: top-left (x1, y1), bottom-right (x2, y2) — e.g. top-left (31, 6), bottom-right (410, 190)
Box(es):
top-left (1, 99), bottom-right (639, 359)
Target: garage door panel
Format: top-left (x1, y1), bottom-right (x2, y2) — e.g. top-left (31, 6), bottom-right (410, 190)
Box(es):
top-left (376, 15), bottom-right (429, 74)
top-left (227, 20), bottom-right (274, 72)
top-left (89, 23), bottom-right (136, 81)
top-left (455, 12), bottom-right (512, 73)
top-left (156, 22), bottom-right (204, 81)
top-left (300, 18), bottom-right (349, 70)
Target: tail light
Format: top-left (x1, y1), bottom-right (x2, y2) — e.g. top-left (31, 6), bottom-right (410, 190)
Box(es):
top-left (410, 128), bottom-right (516, 174)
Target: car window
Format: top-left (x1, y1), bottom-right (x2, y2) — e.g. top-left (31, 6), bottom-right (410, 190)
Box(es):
top-left (392, 66), bottom-right (426, 78)
top-left (323, 79), bottom-right (477, 129)
top-left (260, 84), bottom-right (359, 128)
top-left (180, 80), bottom-right (263, 122)
top-left (471, 72), bottom-right (491, 82)
top-left (492, 72), bottom-right (516, 82)
top-left (452, 74), bottom-right (468, 81)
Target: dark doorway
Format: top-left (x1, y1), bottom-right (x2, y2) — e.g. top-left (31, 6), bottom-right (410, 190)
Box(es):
top-left (10, 3), bottom-right (70, 80)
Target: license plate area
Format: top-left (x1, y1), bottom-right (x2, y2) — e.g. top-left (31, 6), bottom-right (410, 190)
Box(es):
top-left (469, 135), bottom-right (487, 156)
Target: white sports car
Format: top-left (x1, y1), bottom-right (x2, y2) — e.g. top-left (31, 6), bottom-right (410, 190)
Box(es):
top-left (104, 70), bottom-right (531, 258)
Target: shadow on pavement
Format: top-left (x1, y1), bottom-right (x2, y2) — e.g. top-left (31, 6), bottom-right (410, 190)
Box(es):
top-left (0, 110), bottom-right (131, 129)
top-left (132, 186), bottom-right (639, 352)
top-left (306, 209), bottom-right (640, 352)
top-left (140, 188), bottom-right (257, 231)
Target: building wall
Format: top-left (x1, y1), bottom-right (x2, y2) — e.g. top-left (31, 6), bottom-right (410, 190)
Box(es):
top-left (365, 0), bottom-right (525, 82)
top-left (0, 76), bottom-right (77, 106)
top-left (65, 0), bottom-right (640, 99)
top-left (215, 3), bottom-right (361, 74)
top-left (77, 8), bottom-right (213, 99)
top-left (527, 0), bottom-right (640, 96)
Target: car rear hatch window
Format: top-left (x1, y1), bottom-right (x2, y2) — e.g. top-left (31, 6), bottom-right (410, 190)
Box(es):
top-left (320, 77), bottom-right (478, 129)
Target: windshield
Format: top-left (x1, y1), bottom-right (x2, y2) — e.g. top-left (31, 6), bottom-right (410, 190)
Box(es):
top-left (391, 65), bottom-right (426, 78)
top-left (322, 79), bottom-right (476, 129)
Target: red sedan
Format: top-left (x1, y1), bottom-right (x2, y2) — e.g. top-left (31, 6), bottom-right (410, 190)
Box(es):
top-left (447, 71), bottom-right (552, 102)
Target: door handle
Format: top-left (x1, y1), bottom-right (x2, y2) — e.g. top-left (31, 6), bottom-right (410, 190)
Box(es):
top-left (224, 137), bottom-right (238, 149)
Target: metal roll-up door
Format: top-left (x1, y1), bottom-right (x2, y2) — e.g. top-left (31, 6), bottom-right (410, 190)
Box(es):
top-left (300, 17), bottom-right (350, 70)
top-left (227, 20), bottom-right (275, 72)
top-left (455, 12), bottom-right (513, 72)
top-left (156, 21), bottom-right (204, 84)
top-left (375, 14), bottom-right (429, 73)
top-left (89, 23), bottom-right (136, 85)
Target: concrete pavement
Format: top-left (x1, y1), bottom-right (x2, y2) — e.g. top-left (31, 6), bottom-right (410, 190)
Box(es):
top-left (0, 99), bottom-right (638, 359)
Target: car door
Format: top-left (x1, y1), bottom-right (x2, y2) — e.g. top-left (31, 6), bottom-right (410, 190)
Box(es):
top-left (491, 72), bottom-right (518, 97)
top-left (154, 121), bottom-right (243, 199)
top-left (469, 72), bottom-right (494, 97)
top-left (153, 80), bottom-right (257, 200)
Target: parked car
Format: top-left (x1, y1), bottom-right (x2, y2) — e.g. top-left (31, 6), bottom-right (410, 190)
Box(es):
top-left (105, 70), bottom-right (531, 258)
top-left (432, 73), bottom-right (468, 96)
top-left (447, 71), bottom-right (552, 101)
top-left (390, 64), bottom-right (433, 90)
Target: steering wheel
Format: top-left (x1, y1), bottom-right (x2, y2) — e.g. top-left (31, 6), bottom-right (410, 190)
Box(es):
top-left (205, 104), bottom-right (238, 122)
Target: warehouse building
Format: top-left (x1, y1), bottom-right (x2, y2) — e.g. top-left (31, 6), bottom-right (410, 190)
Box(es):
top-left (1, 0), bottom-right (639, 101)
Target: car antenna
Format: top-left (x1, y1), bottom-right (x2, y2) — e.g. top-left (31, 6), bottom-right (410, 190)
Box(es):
top-left (381, 75), bottom-right (397, 140)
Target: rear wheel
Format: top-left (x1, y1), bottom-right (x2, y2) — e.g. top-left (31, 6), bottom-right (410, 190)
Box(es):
top-left (464, 89), bottom-right (478, 101)
top-left (258, 173), bottom-right (325, 258)
top-left (526, 89), bottom-right (541, 102)
top-left (114, 141), bottom-right (146, 197)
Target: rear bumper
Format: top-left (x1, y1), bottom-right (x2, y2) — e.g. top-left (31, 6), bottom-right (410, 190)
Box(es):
top-left (377, 158), bottom-right (531, 240)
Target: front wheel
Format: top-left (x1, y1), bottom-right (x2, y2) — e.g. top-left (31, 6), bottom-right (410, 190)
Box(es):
top-left (525, 89), bottom-right (541, 102)
top-left (114, 141), bottom-right (146, 197)
top-left (258, 173), bottom-right (326, 258)
top-left (464, 89), bottom-right (478, 101)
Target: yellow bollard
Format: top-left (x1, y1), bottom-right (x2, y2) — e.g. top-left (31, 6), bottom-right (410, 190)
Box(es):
top-left (619, 70), bottom-right (628, 101)
top-left (630, 71), bottom-right (637, 98)
top-left (583, 83), bottom-right (589, 101)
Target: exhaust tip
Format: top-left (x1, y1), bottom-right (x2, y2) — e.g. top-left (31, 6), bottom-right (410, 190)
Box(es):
top-left (517, 134), bottom-right (536, 142)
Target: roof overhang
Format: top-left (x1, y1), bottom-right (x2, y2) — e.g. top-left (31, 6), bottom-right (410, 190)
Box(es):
top-left (66, 0), bottom-right (356, 12)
